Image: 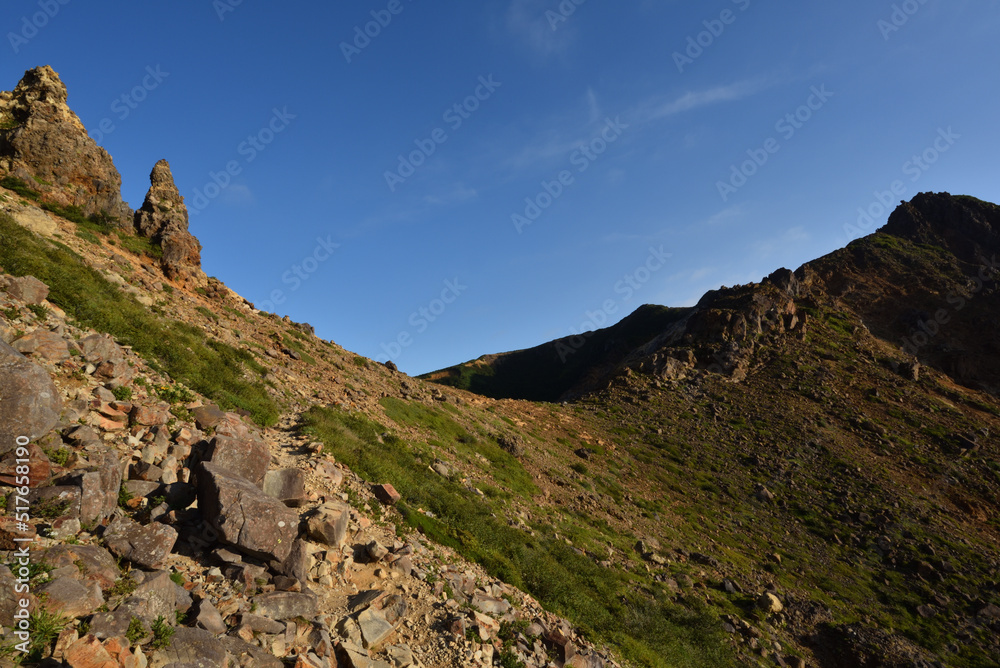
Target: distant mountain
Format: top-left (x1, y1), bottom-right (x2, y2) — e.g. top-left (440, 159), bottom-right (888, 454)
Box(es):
top-left (425, 193), bottom-right (1000, 405)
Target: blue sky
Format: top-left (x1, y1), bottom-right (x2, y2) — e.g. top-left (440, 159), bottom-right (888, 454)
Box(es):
top-left (3, 0), bottom-right (999, 374)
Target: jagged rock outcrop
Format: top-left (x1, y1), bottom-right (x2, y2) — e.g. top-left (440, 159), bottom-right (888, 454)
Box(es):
top-left (0, 66), bottom-right (131, 225)
top-left (134, 159), bottom-right (204, 284)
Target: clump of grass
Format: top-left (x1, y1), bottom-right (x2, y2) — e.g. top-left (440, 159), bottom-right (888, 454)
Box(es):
top-left (117, 232), bottom-right (163, 259)
top-left (112, 386), bottom-right (133, 401)
top-left (0, 176), bottom-right (40, 200)
top-left (0, 213), bottom-right (280, 425)
top-left (22, 609), bottom-right (69, 663)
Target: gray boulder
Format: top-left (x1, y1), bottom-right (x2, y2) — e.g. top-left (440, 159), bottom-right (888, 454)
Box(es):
top-left (103, 515), bottom-right (178, 569)
top-left (0, 340), bottom-right (61, 446)
top-left (196, 461), bottom-right (298, 562)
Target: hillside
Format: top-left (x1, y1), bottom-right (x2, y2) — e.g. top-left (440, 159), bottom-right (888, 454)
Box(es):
top-left (0, 65), bottom-right (998, 668)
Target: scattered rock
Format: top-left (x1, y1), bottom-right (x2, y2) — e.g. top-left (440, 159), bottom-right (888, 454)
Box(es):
top-left (102, 515), bottom-right (178, 570)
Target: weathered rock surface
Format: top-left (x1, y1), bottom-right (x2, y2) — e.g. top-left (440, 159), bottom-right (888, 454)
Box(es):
top-left (0, 66), bottom-right (131, 224)
top-left (202, 434), bottom-right (270, 488)
top-left (0, 339), bottom-right (61, 445)
top-left (196, 461), bottom-right (298, 562)
top-left (133, 159), bottom-right (203, 285)
top-left (102, 515), bottom-right (178, 569)
top-left (62, 448), bottom-right (123, 525)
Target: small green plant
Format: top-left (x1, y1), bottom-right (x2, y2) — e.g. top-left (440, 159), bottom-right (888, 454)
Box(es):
top-left (118, 483), bottom-right (134, 509)
top-left (26, 303), bottom-right (48, 320)
top-left (1, 306), bottom-right (19, 321)
top-left (112, 386), bottom-right (133, 401)
top-left (34, 497), bottom-right (71, 519)
top-left (169, 571), bottom-right (185, 586)
top-left (125, 617), bottom-right (146, 645)
top-left (106, 576), bottom-right (138, 598)
top-left (156, 383), bottom-right (195, 405)
top-left (195, 306), bottom-right (218, 322)
top-left (353, 355), bottom-right (369, 368)
top-left (23, 608), bottom-right (68, 662)
top-left (570, 462), bottom-right (589, 475)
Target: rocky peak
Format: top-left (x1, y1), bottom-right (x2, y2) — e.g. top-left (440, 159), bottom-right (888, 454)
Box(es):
top-left (0, 66), bottom-right (131, 226)
top-left (134, 159), bottom-right (204, 286)
top-left (881, 192), bottom-right (1000, 265)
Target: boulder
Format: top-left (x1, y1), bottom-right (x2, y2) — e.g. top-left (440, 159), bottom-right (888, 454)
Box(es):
top-left (63, 448), bottom-right (123, 525)
top-left (102, 515), bottom-right (178, 569)
top-left (218, 636), bottom-right (284, 668)
top-left (78, 334), bottom-right (122, 365)
top-left (263, 468), bottom-right (308, 505)
top-left (357, 606), bottom-right (395, 649)
top-left (39, 544), bottom-right (120, 590)
top-left (372, 484), bottom-right (400, 506)
top-left (147, 627), bottom-right (228, 668)
top-left (3, 275), bottom-right (49, 304)
top-left (193, 597), bottom-right (228, 636)
top-left (0, 339), bottom-right (61, 445)
top-left (196, 461), bottom-right (298, 562)
top-left (202, 434), bottom-right (270, 487)
top-left (249, 591), bottom-right (318, 620)
top-left (191, 405), bottom-right (226, 431)
top-left (12, 329), bottom-right (70, 361)
top-left (63, 634), bottom-right (119, 668)
top-left (306, 503), bottom-right (350, 548)
top-left (36, 576), bottom-right (103, 618)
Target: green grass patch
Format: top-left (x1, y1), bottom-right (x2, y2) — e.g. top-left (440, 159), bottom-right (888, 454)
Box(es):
top-left (0, 213), bottom-right (280, 425)
top-left (301, 404), bottom-right (732, 668)
top-left (0, 176), bottom-right (40, 200)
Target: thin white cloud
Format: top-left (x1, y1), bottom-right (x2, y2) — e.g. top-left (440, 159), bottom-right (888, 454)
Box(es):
top-left (220, 184), bottom-right (254, 207)
top-left (586, 87), bottom-right (600, 124)
top-left (639, 77), bottom-right (774, 123)
top-left (506, 0), bottom-right (577, 57)
top-left (423, 184), bottom-right (479, 206)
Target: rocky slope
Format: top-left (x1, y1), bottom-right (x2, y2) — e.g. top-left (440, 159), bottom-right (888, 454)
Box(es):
top-left (0, 64), bottom-right (999, 668)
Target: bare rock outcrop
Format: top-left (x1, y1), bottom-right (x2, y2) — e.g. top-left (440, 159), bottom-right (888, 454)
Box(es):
top-left (0, 66), bottom-right (131, 225)
top-left (134, 159), bottom-right (204, 285)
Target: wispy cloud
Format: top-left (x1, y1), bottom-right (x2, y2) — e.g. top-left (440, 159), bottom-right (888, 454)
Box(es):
top-left (638, 77), bottom-right (775, 123)
top-left (506, 0), bottom-right (577, 57)
top-left (423, 184), bottom-right (479, 206)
